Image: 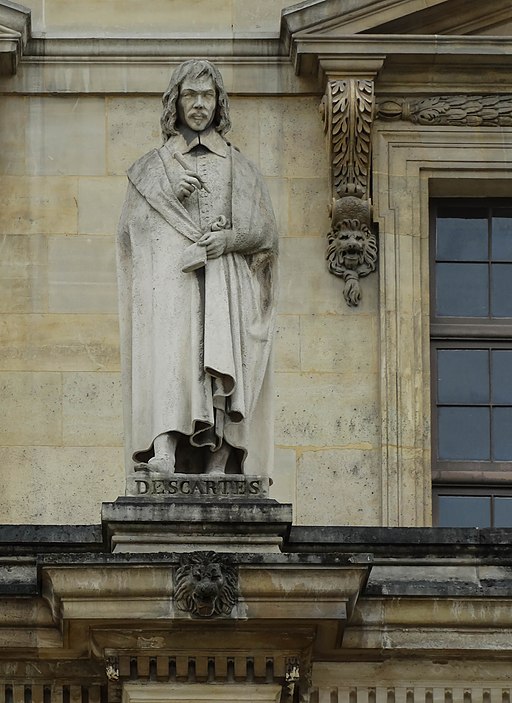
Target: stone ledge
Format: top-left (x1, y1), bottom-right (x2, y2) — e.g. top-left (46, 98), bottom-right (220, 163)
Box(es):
top-left (101, 499), bottom-right (293, 554)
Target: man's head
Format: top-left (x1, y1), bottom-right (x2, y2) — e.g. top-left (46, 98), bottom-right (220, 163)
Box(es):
top-left (161, 60), bottom-right (231, 141)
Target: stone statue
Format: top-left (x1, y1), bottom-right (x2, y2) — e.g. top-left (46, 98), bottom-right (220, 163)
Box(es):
top-left (117, 60), bottom-right (278, 480)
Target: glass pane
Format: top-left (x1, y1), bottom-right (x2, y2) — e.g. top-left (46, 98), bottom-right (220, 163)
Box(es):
top-left (437, 349), bottom-right (489, 404)
top-left (492, 407), bottom-right (512, 460)
top-left (491, 209), bottom-right (512, 260)
top-left (438, 407), bottom-right (490, 460)
top-left (437, 210), bottom-right (488, 261)
top-left (494, 497), bottom-right (512, 527)
top-left (491, 350), bottom-right (512, 404)
top-left (438, 495), bottom-right (491, 527)
top-left (491, 264), bottom-right (512, 317)
top-left (436, 263), bottom-right (488, 317)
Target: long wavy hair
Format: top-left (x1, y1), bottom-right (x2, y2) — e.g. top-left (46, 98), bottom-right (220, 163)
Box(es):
top-left (160, 60), bottom-right (231, 142)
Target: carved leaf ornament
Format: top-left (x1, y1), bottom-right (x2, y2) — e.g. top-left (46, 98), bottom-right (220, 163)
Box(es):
top-left (321, 79), bottom-right (377, 306)
top-left (377, 94), bottom-right (512, 126)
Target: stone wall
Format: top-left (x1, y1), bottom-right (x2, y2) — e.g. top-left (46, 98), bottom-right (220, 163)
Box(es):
top-left (0, 0), bottom-right (382, 525)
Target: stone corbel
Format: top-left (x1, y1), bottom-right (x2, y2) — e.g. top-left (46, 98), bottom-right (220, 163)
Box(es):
top-left (320, 78), bottom-right (378, 307)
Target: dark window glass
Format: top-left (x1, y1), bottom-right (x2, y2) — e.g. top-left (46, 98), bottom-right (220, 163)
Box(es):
top-left (438, 495), bottom-right (491, 527)
top-left (437, 349), bottom-right (488, 404)
top-left (491, 350), bottom-right (512, 404)
top-left (492, 407), bottom-right (512, 460)
top-left (494, 497), bottom-right (512, 527)
top-left (491, 209), bottom-right (512, 260)
top-left (491, 264), bottom-right (512, 317)
top-left (437, 212), bottom-right (487, 261)
top-left (438, 407), bottom-right (490, 460)
top-left (436, 263), bottom-right (488, 317)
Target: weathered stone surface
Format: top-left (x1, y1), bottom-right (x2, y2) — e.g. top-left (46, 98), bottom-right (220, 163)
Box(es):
top-left (0, 176), bottom-right (77, 235)
top-left (0, 234), bottom-right (47, 313)
top-left (0, 371), bottom-right (62, 445)
top-left (296, 449), bottom-right (381, 526)
top-left (274, 315), bottom-right (300, 372)
top-left (0, 96), bottom-right (27, 174)
top-left (78, 177), bottom-right (127, 235)
top-left (26, 97), bottom-right (106, 176)
top-left (0, 314), bottom-right (120, 371)
top-left (275, 372), bottom-right (379, 447)
top-left (300, 314), bottom-right (378, 374)
top-left (102, 498), bottom-right (292, 553)
top-left (62, 372), bottom-right (122, 446)
top-left (106, 97), bottom-right (161, 175)
top-left (0, 446), bottom-right (123, 524)
top-left (47, 236), bottom-right (117, 313)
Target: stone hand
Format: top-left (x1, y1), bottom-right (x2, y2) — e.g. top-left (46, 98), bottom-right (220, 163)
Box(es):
top-left (174, 170), bottom-right (203, 201)
top-left (198, 229), bottom-right (231, 259)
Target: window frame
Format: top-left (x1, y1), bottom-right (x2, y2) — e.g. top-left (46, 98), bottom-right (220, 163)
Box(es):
top-left (430, 197), bottom-right (512, 525)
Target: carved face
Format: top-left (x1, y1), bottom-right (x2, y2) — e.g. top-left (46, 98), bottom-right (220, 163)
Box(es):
top-left (177, 75), bottom-right (217, 132)
top-left (332, 225), bottom-right (367, 270)
top-left (326, 219), bottom-right (377, 276)
top-left (174, 552), bottom-right (238, 618)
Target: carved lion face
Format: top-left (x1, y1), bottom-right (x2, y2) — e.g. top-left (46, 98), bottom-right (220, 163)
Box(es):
top-left (326, 218), bottom-right (377, 276)
top-left (174, 552), bottom-right (238, 618)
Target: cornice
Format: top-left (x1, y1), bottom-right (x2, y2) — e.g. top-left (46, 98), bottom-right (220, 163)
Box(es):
top-left (0, 0), bottom-right (30, 75)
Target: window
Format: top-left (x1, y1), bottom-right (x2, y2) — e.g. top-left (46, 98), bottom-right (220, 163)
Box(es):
top-left (431, 199), bottom-right (512, 527)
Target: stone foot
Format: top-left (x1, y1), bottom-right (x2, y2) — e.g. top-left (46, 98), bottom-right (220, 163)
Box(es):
top-left (204, 442), bottom-right (230, 474)
top-left (147, 454), bottom-right (174, 476)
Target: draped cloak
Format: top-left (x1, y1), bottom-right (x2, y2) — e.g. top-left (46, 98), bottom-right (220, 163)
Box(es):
top-left (116, 135), bottom-right (278, 475)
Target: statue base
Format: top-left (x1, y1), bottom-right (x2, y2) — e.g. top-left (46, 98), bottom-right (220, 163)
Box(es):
top-left (127, 472), bottom-right (270, 499)
top-left (102, 497), bottom-right (292, 554)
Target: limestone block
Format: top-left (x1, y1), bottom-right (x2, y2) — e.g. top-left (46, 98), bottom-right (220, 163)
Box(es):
top-left (78, 177), bottom-right (127, 235)
top-left (106, 98), bottom-right (161, 175)
top-left (229, 98), bottom-right (262, 166)
top-left (289, 177), bottom-right (330, 237)
top-left (0, 314), bottom-right (120, 372)
top-left (0, 177), bottom-right (77, 235)
top-left (300, 314), bottom-right (379, 375)
top-left (279, 237), bottom-right (379, 315)
top-left (26, 97), bottom-right (106, 176)
top-left (0, 97), bottom-right (27, 175)
top-left (62, 372), bottom-right (123, 446)
top-left (48, 236), bottom-right (117, 313)
top-left (296, 448), bottom-right (381, 526)
top-left (233, 0), bottom-right (289, 31)
top-left (264, 177), bottom-right (289, 236)
top-left (271, 446), bottom-right (297, 508)
top-left (259, 98), bottom-right (326, 179)
top-left (0, 235), bottom-right (48, 313)
top-left (0, 372), bottom-right (62, 446)
top-left (275, 315), bottom-right (300, 372)
top-left (275, 372), bottom-right (379, 447)
top-left (44, 0), bottom-right (233, 33)
top-left (123, 683), bottom-right (282, 703)
top-left (0, 446), bottom-right (124, 524)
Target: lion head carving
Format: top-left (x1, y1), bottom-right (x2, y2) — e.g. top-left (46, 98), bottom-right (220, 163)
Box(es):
top-left (326, 196), bottom-right (378, 307)
top-left (174, 551), bottom-right (239, 618)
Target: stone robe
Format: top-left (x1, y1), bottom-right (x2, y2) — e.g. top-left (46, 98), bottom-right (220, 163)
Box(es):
top-left (117, 131), bottom-right (278, 475)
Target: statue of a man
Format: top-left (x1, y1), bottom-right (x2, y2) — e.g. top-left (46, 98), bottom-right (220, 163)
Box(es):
top-left (117, 60), bottom-right (278, 478)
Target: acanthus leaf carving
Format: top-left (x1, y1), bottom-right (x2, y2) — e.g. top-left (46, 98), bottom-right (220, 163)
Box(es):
top-left (376, 94), bottom-right (512, 126)
top-left (321, 79), bottom-right (377, 307)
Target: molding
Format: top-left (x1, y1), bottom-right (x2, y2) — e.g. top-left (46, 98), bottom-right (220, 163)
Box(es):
top-left (372, 127), bottom-right (512, 526)
top-left (377, 94), bottom-right (512, 126)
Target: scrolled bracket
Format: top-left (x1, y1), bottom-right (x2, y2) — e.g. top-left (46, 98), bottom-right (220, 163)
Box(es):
top-left (320, 79), bottom-right (377, 307)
